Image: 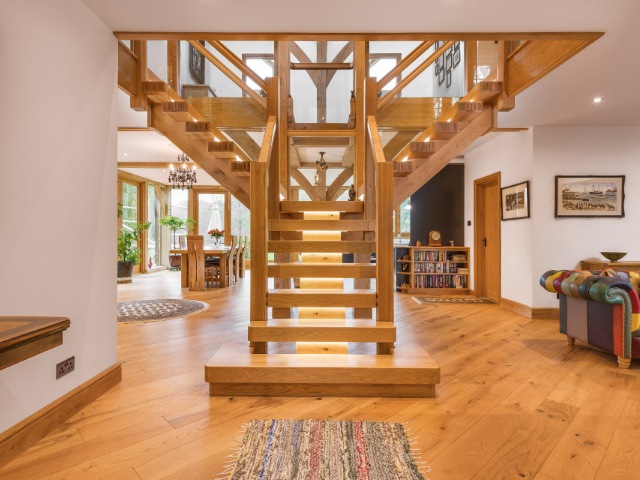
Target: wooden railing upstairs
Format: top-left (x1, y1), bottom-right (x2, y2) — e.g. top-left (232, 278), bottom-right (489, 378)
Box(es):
top-left (250, 115), bottom-right (277, 354)
top-left (367, 116), bottom-right (394, 355)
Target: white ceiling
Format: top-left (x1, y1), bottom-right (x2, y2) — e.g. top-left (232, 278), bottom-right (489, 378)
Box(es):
top-left (103, 0), bottom-right (639, 180)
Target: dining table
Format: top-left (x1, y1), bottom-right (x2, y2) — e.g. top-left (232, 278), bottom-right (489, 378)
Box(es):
top-left (170, 246), bottom-right (232, 289)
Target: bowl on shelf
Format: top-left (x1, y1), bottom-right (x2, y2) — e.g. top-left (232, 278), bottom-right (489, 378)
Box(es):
top-left (600, 251), bottom-right (627, 263)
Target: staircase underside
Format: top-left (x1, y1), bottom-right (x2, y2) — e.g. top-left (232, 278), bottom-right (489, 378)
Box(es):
top-left (206, 343), bottom-right (440, 398)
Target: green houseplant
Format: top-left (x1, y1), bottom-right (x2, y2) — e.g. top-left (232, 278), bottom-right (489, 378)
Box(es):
top-left (117, 203), bottom-right (150, 282)
top-left (159, 215), bottom-right (196, 270)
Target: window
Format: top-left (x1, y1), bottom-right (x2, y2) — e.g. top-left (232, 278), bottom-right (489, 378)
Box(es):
top-left (198, 193), bottom-right (226, 248)
top-left (169, 189), bottom-right (189, 248)
top-left (231, 195), bottom-right (251, 258)
top-left (147, 185), bottom-right (162, 267)
top-left (370, 53), bottom-right (401, 97)
top-left (121, 183), bottom-right (139, 239)
top-left (242, 54), bottom-right (274, 95)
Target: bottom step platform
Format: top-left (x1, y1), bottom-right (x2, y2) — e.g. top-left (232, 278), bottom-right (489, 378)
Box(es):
top-left (205, 343), bottom-right (440, 398)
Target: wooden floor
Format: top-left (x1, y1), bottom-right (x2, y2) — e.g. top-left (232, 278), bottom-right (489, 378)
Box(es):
top-left (2, 270), bottom-right (639, 479)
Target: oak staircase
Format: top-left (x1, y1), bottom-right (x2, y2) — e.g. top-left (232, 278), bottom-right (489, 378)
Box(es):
top-left (206, 200), bottom-right (440, 397)
top-left (117, 37), bottom-right (598, 397)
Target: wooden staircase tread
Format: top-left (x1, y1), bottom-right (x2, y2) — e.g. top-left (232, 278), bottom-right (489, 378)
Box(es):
top-left (280, 201), bottom-right (364, 213)
top-left (268, 240), bottom-right (375, 253)
top-left (270, 219), bottom-right (375, 231)
top-left (268, 288), bottom-right (376, 295)
top-left (249, 319), bottom-right (396, 343)
top-left (267, 289), bottom-right (377, 308)
top-left (207, 343), bottom-right (439, 383)
top-left (268, 263), bottom-right (375, 278)
top-left (251, 319), bottom-right (395, 328)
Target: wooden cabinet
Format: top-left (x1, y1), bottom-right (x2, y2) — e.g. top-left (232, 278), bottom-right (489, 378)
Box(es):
top-left (395, 246), bottom-right (470, 294)
top-left (580, 260), bottom-right (640, 273)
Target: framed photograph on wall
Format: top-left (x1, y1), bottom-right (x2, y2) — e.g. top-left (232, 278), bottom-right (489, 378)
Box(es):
top-left (501, 181), bottom-right (530, 221)
top-left (555, 175), bottom-right (625, 218)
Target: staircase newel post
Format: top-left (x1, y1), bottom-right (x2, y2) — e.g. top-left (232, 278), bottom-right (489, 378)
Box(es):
top-left (250, 161), bottom-right (268, 354)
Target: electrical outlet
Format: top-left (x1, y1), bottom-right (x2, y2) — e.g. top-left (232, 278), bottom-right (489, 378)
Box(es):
top-left (56, 356), bottom-right (75, 379)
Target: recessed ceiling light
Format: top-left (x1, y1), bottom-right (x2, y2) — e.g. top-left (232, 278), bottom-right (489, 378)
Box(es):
top-left (592, 97), bottom-right (603, 103)
top-left (123, 153), bottom-right (128, 156)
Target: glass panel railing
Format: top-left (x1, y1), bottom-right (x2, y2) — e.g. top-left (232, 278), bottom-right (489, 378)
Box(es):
top-left (475, 40), bottom-right (499, 84)
top-left (147, 40), bottom-right (168, 82)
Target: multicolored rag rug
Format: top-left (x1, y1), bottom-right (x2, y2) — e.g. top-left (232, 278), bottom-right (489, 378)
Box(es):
top-left (219, 419), bottom-right (428, 480)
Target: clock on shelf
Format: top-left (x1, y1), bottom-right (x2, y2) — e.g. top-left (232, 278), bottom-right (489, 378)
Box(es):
top-left (428, 230), bottom-right (442, 246)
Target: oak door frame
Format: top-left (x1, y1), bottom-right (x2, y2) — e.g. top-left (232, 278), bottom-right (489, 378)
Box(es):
top-left (473, 171), bottom-right (501, 299)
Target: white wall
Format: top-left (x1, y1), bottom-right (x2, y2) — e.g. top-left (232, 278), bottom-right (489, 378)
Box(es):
top-left (464, 130), bottom-right (534, 306)
top-left (464, 126), bottom-right (640, 309)
top-left (531, 126), bottom-right (640, 306)
top-left (0, 0), bottom-right (118, 432)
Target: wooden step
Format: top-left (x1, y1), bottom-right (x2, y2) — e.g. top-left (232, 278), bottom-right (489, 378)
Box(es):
top-left (268, 263), bottom-right (375, 278)
top-left (431, 121), bottom-right (469, 140)
top-left (248, 319), bottom-right (396, 343)
top-left (267, 289), bottom-right (377, 308)
top-left (142, 81), bottom-right (171, 103)
top-left (453, 101), bottom-right (484, 121)
top-left (206, 343), bottom-right (440, 397)
top-left (280, 201), bottom-right (364, 213)
top-left (393, 161), bottom-right (413, 177)
top-left (270, 219), bottom-right (374, 232)
top-left (185, 121), bottom-right (217, 141)
top-left (408, 140), bottom-right (448, 159)
top-left (162, 101), bottom-right (194, 122)
top-left (268, 240), bottom-right (375, 253)
top-left (231, 161), bottom-right (251, 176)
top-left (474, 81), bottom-right (503, 103)
top-left (208, 141), bottom-right (239, 159)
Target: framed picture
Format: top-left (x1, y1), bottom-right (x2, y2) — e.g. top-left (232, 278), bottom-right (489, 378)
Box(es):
top-left (189, 41), bottom-right (206, 84)
top-left (438, 63), bottom-right (445, 85)
top-left (501, 181), bottom-right (530, 221)
top-left (446, 68), bottom-right (452, 87)
top-left (453, 43), bottom-right (461, 67)
top-left (555, 175), bottom-right (625, 218)
top-left (445, 51), bottom-right (452, 71)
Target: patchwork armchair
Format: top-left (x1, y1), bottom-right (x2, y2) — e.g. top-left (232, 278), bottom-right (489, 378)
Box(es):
top-left (540, 269), bottom-right (640, 368)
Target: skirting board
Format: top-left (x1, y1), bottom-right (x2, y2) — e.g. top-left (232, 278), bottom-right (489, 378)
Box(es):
top-left (500, 297), bottom-right (559, 320)
top-left (0, 363), bottom-right (122, 468)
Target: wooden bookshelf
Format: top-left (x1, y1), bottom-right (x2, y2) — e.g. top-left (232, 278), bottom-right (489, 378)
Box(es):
top-left (395, 246), bottom-right (470, 294)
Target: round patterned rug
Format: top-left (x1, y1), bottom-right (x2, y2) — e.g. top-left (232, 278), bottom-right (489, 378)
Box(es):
top-left (117, 299), bottom-right (209, 323)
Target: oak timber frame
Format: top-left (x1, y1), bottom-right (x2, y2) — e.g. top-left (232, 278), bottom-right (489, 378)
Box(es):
top-left (116, 31), bottom-right (601, 396)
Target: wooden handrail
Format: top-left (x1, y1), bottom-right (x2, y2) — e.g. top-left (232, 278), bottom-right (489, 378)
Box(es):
top-left (366, 116), bottom-right (386, 164)
top-left (377, 41), bottom-right (435, 92)
top-left (378, 40), bottom-right (456, 109)
top-left (368, 115), bottom-right (394, 351)
top-left (258, 116), bottom-right (277, 165)
top-left (207, 40), bottom-right (267, 92)
top-left (188, 40), bottom-right (267, 110)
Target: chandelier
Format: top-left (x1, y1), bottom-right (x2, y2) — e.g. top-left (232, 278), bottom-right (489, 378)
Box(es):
top-left (168, 153), bottom-right (197, 190)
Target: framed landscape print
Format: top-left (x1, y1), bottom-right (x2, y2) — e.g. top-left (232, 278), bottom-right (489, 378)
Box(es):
top-left (555, 175), bottom-right (625, 218)
top-left (501, 181), bottom-right (530, 221)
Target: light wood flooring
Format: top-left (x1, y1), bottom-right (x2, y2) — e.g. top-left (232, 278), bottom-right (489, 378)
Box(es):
top-left (1, 270), bottom-right (639, 479)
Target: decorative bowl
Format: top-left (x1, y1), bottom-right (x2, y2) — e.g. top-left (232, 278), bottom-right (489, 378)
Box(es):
top-left (600, 251), bottom-right (627, 263)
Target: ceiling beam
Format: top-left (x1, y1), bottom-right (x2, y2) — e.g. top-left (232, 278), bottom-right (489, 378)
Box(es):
top-left (115, 32), bottom-right (604, 42)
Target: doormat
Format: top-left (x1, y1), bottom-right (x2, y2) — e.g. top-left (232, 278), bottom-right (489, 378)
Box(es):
top-left (117, 299), bottom-right (209, 323)
top-left (218, 419), bottom-right (429, 479)
top-left (412, 296), bottom-right (497, 305)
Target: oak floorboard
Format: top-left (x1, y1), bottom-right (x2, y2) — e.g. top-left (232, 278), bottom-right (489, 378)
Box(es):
top-left (1, 270), bottom-right (639, 479)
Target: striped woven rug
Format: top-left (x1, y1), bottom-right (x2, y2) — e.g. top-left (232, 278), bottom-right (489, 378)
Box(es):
top-left (219, 419), bottom-right (428, 479)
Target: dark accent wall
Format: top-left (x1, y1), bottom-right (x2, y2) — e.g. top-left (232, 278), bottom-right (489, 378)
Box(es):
top-left (410, 164), bottom-right (464, 247)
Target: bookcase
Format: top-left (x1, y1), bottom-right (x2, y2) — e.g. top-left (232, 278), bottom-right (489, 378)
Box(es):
top-left (395, 245), bottom-right (470, 294)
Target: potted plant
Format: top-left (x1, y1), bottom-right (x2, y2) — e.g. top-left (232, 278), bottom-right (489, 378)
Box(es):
top-left (159, 216), bottom-right (196, 269)
top-left (117, 221), bottom-right (151, 283)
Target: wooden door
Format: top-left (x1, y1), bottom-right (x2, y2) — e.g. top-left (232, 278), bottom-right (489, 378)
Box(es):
top-left (474, 172), bottom-right (501, 301)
